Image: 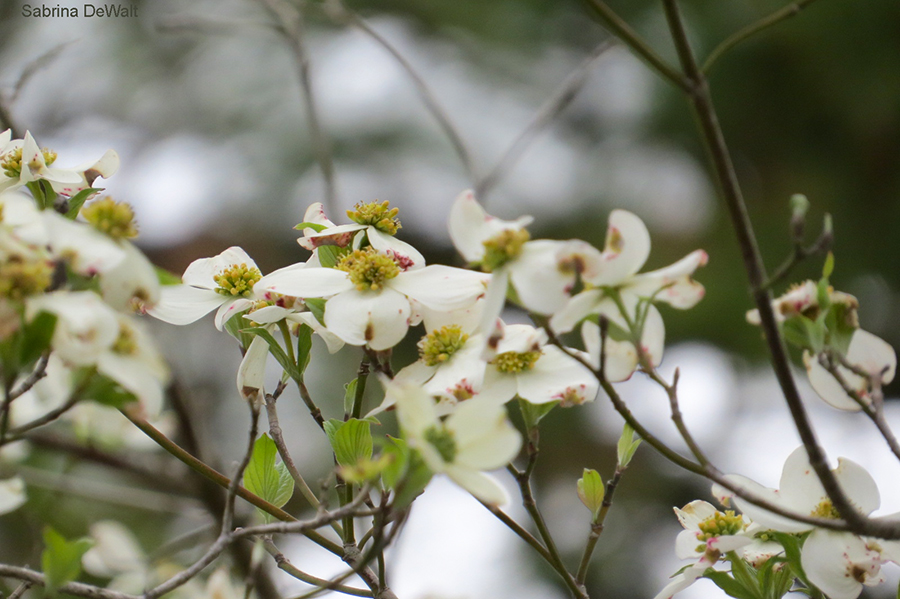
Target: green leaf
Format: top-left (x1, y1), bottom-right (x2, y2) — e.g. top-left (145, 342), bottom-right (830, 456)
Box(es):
top-left (223, 309), bottom-right (254, 350)
top-left (771, 532), bottom-right (815, 592)
top-left (296, 324), bottom-right (313, 374)
top-left (380, 437), bottom-right (409, 490)
top-left (576, 468), bottom-right (604, 518)
top-left (82, 374), bottom-right (135, 409)
top-left (41, 527), bottom-right (93, 597)
top-left (704, 570), bottom-right (759, 599)
top-left (781, 317), bottom-right (824, 353)
top-left (317, 245), bottom-right (346, 268)
top-left (729, 554), bottom-right (762, 598)
top-left (243, 434), bottom-right (294, 522)
top-left (21, 312), bottom-right (56, 369)
top-left (344, 378), bottom-right (359, 416)
top-left (27, 181), bottom-right (47, 209)
top-left (304, 298), bottom-right (326, 325)
top-left (518, 398), bottom-right (556, 430)
top-left (64, 188), bottom-right (102, 219)
top-left (242, 327), bottom-right (300, 380)
top-left (39, 179), bottom-right (58, 211)
top-left (325, 418), bottom-right (373, 467)
top-left (293, 221), bottom-right (327, 232)
top-left (154, 266), bottom-right (183, 286)
top-left (616, 422), bottom-right (641, 468)
top-left (385, 440), bottom-right (432, 511)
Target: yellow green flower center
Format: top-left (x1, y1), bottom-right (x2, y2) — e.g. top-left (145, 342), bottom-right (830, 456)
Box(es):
top-left (481, 229), bottom-right (530, 272)
top-left (214, 263), bottom-right (262, 297)
top-left (347, 200), bottom-right (401, 235)
top-left (0, 254), bottom-right (53, 300)
top-left (112, 325), bottom-right (138, 355)
top-left (336, 248), bottom-right (400, 291)
top-left (1, 147), bottom-right (57, 178)
top-left (82, 198), bottom-right (139, 240)
top-left (696, 510), bottom-right (744, 542)
top-left (424, 425), bottom-right (457, 463)
top-left (419, 325), bottom-right (469, 366)
top-left (493, 350), bottom-right (541, 373)
top-left (810, 499), bottom-right (841, 519)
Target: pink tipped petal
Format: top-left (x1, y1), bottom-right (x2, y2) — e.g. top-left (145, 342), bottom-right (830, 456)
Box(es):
top-left (627, 250), bottom-right (708, 309)
top-left (508, 240), bottom-right (576, 315)
top-left (215, 298), bottom-right (253, 331)
top-left (148, 285), bottom-right (225, 325)
top-left (589, 209), bottom-right (651, 286)
top-left (390, 265), bottom-right (489, 312)
top-left (324, 287), bottom-right (410, 350)
top-left (367, 227), bottom-right (426, 270)
top-left (256, 267), bottom-right (352, 299)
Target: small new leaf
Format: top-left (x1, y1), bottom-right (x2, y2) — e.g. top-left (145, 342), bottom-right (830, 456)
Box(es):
top-left (325, 418), bottom-right (373, 467)
top-left (616, 422), bottom-right (641, 468)
top-left (41, 527), bottom-right (93, 597)
top-left (293, 221), bottom-right (328, 232)
top-left (243, 434), bottom-right (294, 522)
top-left (576, 468), bottom-right (604, 519)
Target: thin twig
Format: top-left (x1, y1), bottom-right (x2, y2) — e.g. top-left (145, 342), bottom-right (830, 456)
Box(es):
top-left (0, 564), bottom-right (138, 599)
top-left (476, 40), bottom-right (616, 200)
top-left (580, 0), bottom-right (689, 91)
top-left (575, 467), bottom-right (623, 585)
top-left (7, 354), bottom-right (50, 401)
top-left (264, 382), bottom-right (342, 536)
top-left (256, 0), bottom-right (338, 214)
top-left (262, 538), bottom-right (372, 597)
top-left (7, 581), bottom-right (31, 599)
top-left (660, 0), bottom-right (874, 536)
top-left (323, 0), bottom-right (478, 184)
top-left (478, 500), bottom-right (553, 563)
top-left (703, 0), bottom-right (825, 74)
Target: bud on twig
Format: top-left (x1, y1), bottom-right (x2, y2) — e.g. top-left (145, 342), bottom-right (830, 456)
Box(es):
top-left (789, 193), bottom-right (809, 242)
top-left (577, 469), bottom-right (604, 519)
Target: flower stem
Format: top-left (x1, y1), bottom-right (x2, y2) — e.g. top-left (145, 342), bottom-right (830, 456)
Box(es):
top-left (575, 468), bottom-right (623, 585)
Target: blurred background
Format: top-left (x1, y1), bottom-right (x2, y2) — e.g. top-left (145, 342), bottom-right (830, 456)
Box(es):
top-left (0, 0), bottom-right (899, 597)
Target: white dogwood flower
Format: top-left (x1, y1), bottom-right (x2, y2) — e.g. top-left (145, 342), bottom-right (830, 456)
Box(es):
top-left (391, 379), bottom-right (521, 505)
top-left (148, 246), bottom-right (264, 330)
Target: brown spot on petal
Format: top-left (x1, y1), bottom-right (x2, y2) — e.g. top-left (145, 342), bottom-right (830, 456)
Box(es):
top-left (850, 565), bottom-right (867, 583)
top-left (365, 323), bottom-right (375, 341)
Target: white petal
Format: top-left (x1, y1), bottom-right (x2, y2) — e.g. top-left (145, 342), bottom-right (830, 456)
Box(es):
top-left (582, 320), bottom-right (637, 382)
top-left (286, 311), bottom-right (345, 354)
top-left (390, 378), bottom-right (438, 438)
top-left (675, 500), bottom-right (718, 530)
top-left (848, 329), bottom-right (896, 382)
top-left (99, 241), bottom-right (161, 312)
top-left (802, 530), bottom-right (883, 599)
top-left (478, 367), bottom-right (519, 405)
top-left (43, 211), bottom-right (126, 275)
top-left (550, 289), bottom-right (604, 334)
top-left (443, 464), bottom-right (511, 506)
top-left (448, 190), bottom-right (532, 263)
top-left (324, 288), bottom-right (410, 350)
top-left (489, 323), bottom-right (548, 356)
top-left (652, 561), bottom-right (708, 599)
top-left (516, 346), bottom-right (598, 405)
top-left (674, 529), bottom-right (703, 559)
top-left (449, 398), bottom-right (521, 469)
top-left (805, 351), bottom-right (865, 411)
top-left (390, 265), bottom-right (489, 312)
top-left (147, 285), bottom-right (225, 325)
top-left (832, 457), bottom-right (880, 516)
top-left (97, 353), bottom-right (165, 416)
top-left (237, 335), bottom-right (269, 407)
top-left (588, 209), bottom-right (651, 286)
top-left (508, 240), bottom-right (576, 315)
top-left (255, 266), bottom-right (352, 298)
